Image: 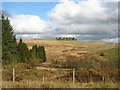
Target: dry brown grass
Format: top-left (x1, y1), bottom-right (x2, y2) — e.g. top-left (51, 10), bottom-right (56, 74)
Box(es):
top-left (7, 39), bottom-right (118, 88)
top-left (2, 80), bottom-right (118, 88)
top-left (16, 39), bottom-right (116, 61)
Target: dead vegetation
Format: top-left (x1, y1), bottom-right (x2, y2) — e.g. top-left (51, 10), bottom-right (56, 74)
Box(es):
top-left (2, 80), bottom-right (118, 88)
top-left (2, 39), bottom-right (118, 88)
top-left (18, 39), bottom-right (116, 61)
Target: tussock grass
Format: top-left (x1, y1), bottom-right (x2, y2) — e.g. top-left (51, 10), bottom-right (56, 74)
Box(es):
top-left (2, 80), bottom-right (118, 88)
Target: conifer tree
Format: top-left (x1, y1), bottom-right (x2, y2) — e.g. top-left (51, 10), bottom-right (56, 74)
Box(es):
top-left (37, 46), bottom-right (46, 62)
top-left (17, 38), bottom-right (30, 63)
top-left (1, 15), bottom-right (47, 65)
top-left (7, 51), bottom-right (17, 66)
top-left (31, 45), bottom-right (38, 59)
top-left (29, 48), bottom-right (36, 60)
top-left (2, 15), bottom-right (18, 65)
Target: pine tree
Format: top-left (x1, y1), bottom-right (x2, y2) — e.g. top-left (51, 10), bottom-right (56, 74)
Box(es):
top-left (1, 15), bottom-right (47, 65)
top-left (37, 46), bottom-right (46, 62)
top-left (30, 45), bottom-right (38, 59)
top-left (7, 51), bottom-right (17, 67)
top-left (17, 38), bottom-right (30, 63)
top-left (30, 45), bottom-right (46, 62)
top-left (2, 15), bottom-right (18, 65)
top-left (29, 48), bottom-right (36, 60)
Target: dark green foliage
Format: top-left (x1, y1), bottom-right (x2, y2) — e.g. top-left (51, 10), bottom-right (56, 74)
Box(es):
top-left (37, 46), bottom-right (46, 62)
top-left (7, 51), bottom-right (17, 66)
top-left (17, 38), bottom-right (30, 63)
top-left (100, 52), bottom-right (105, 56)
top-left (2, 16), bottom-right (18, 65)
top-left (31, 45), bottom-right (38, 59)
top-left (30, 45), bottom-right (46, 62)
top-left (2, 16), bottom-right (47, 66)
top-left (16, 41), bottom-right (47, 63)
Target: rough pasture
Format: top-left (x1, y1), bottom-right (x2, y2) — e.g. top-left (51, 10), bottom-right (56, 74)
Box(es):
top-left (17, 39), bottom-right (116, 61)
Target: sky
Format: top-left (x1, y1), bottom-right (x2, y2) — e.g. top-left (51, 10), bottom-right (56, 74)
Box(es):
top-left (2, 2), bottom-right (59, 21)
top-left (1, 0), bottom-right (119, 43)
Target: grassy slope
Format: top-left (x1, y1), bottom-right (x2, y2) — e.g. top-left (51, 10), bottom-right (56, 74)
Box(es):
top-left (16, 39), bottom-right (119, 69)
top-left (17, 39), bottom-right (116, 59)
top-left (3, 39), bottom-right (119, 88)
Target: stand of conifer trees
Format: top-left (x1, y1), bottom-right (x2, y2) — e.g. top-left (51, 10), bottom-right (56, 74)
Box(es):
top-left (30, 45), bottom-right (46, 62)
top-left (1, 15), bottom-right (46, 66)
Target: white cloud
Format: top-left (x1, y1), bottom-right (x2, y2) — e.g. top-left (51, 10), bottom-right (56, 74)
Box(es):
top-left (48, 0), bottom-right (118, 35)
top-left (5, 0), bottom-right (118, 43)
top-left (10, 15), bottom-right (48, 33)
top-left (49, 0), bottom-right (108, 22)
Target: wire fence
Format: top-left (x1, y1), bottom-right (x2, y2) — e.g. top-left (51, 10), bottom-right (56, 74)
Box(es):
top-left (3, 67), bottom-right (114, 83)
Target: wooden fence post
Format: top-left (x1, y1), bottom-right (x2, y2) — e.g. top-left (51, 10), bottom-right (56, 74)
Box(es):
top-left (13, 68), bottom-right (15, 82)
top-left (73, 68), bottom-right (75, 84)
top-left (43, 76), bottom-right (45, 83)
top-left (102, 76), bottom-right (105, 82)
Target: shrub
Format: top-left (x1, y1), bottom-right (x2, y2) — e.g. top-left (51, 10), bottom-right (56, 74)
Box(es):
top-left (61, 55), bottom-right (101, 69)
top-left (100, 52), bottom-right (105, 56)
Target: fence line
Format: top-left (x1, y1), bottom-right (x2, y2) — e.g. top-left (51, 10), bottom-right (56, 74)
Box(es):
top-left (8, 67), bottom-right (111, 83)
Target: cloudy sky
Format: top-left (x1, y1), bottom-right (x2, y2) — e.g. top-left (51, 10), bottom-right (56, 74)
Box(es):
top-left (1, 0), bottom-right (119, 43)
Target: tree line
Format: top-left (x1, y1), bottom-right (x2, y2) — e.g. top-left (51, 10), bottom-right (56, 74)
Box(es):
top-left (1, 15), bottom-right (46, 66)
top-left (56, 37), bottom-right (77, 40)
